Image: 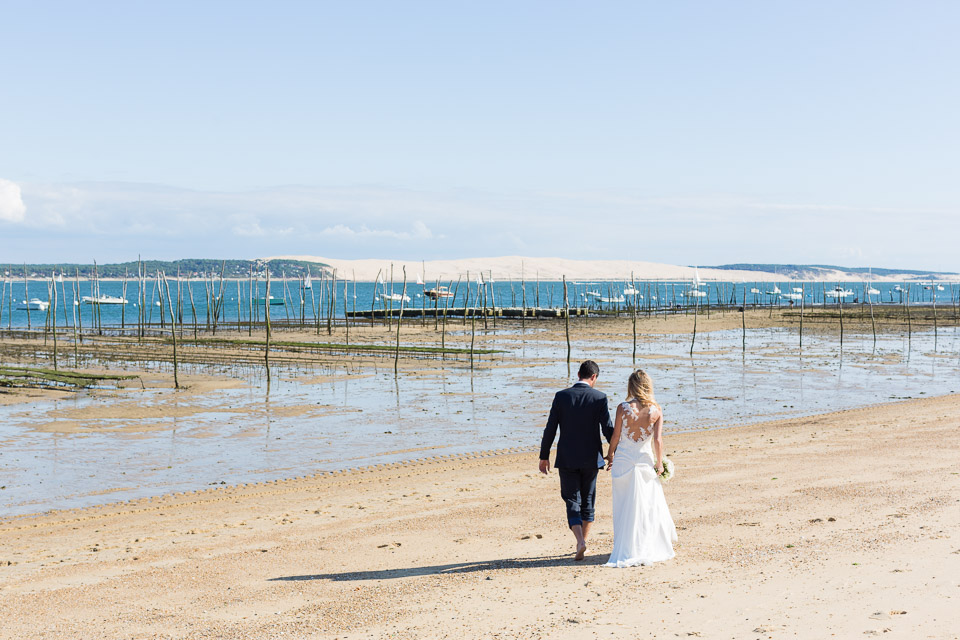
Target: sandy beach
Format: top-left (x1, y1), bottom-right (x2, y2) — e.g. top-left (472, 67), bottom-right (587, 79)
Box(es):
top-left (1, 390), bottom-right (957, 639)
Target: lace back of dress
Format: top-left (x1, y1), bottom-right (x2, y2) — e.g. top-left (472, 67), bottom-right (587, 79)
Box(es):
top-left (620, 400), bottom-right (655, 444)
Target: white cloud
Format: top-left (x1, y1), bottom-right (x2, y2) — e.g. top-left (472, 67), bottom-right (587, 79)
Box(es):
top-left (0, 178), bottom-right (27, 223)
top-left (319, 221), bottom-right (435, 240)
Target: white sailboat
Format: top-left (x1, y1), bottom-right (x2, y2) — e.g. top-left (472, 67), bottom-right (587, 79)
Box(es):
top-left (82, 295), bottom-right (128, 304)
top-left (19, 298), bottom-right (49, 311)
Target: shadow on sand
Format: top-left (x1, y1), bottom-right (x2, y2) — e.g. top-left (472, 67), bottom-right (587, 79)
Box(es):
top-left (269, 553), bottom-right (610, 582)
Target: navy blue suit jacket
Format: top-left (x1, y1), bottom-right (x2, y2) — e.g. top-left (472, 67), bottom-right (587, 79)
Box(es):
top-left (539, 382), bottom-right (614, 469)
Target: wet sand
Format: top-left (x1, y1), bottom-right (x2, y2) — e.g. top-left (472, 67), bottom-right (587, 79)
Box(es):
top-left (1, 393), bottom-right (957, 639)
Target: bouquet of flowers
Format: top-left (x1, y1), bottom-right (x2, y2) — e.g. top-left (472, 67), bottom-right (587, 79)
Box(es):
top-left (658, 457), bottom-right (675, 482)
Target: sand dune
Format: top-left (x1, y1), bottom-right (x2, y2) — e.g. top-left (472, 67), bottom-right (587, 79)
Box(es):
top-left (269, 255), bottom-right (783, 282)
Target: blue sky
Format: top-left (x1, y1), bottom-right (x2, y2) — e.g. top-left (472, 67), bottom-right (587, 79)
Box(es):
top-left (1, 1), bottom-right (958, 269)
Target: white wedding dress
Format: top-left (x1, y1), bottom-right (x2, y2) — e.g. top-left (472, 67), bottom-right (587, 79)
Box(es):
top-left (605, 401), bottom-right (677, 567)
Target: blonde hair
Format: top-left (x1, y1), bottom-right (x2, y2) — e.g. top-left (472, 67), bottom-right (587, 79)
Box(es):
top-left (627, 369), bottom-right (658, 408)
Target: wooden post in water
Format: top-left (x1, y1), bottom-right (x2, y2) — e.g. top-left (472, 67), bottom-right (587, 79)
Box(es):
top-left (933, 284), bottom-right (938, 350)
top-left (535, 270), bottom-right (540, 319)
top-left (161, 273), bottom-right (180, 390)
top-left (265, 269), bottom-right (272, 388)
top-left (489, 271), bottom-right (497, 330)
top-left (70, 275), bottom-right (79, 366)
top-left (741, 285), bottom-right (746, 353)
top-left (371, 268), bottom-right (381, 328)
top-left (23, 263), bottom-right (31, 330)
top-left (75, 268), bottom-right (84, 343)
top-left (421, 260), bottom-right (426, 328)
top-left (237, 279), bottom-right (243, 334)
top-left (563, 275), bottom-right (571, 366)
top-left (800, 283), bottom-right (805, 350)
top-left (50, 277), bottom-right (58, 371)
top-left (470, 278), bottom-right (477, 369)
top-left (343, 277), bottom-right (349, 346)
top-left (328, 269), bottom-right (336, 336)
top-left (387, 264), bottom-right (394, 331)
top-left (186, 280), bottom-right (198, 342)
top-left (690, 290), bottom-right (698, 356)
top-left (905, 284), bottom-right (912, 342)
top-left (462, 271), bottom-right (470, 327)
top-left (838, 283), bottom-right (844, 349)
top-left (121, 268), bottom-right (128, 329)
top-left (394, 267), bottom-right (407, 375)
top-left (632, 272), bottom-right (638, 363)
top-left (443, 277), bottom-right (457, 356)
top-left (868, 283), bottom-right (877, 350)
top-left (521, 262), bottom-right (526, 330)
top-left (433, 277), bottom-right (441, 331)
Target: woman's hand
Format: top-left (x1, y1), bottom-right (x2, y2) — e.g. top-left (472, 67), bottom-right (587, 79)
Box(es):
top-left (604, 453), bottom-right (614, 471)
top-left (655, 461), bottom-right (663, 475)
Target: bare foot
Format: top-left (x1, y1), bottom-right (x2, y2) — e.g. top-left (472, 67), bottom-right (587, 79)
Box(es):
top-left (575, 543), bottom-right (586, 561)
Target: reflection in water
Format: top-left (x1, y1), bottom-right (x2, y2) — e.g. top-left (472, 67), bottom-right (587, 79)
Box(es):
top-left (1, 326), bottom-right (958, 516)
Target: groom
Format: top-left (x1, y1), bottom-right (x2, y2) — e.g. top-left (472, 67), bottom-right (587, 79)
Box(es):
top-left (539, 360), bottom-right (614, 560)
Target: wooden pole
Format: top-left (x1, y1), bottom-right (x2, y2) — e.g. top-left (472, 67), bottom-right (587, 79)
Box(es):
top-left (563, 275), bottom-right (571, 366)
top-left (800, 283), bottom-right (805, 350)
top-left (328, 269), bottom-right (336, 336)
top-left (50, 277), bottom-right (58, 370)
top-left (741, 284), bottom-right (746, 353)
top-left (70, 275), bottom-right (79, 366)
top-left (121, 268), bottom-right (128, 329)
top-left (76, 268), bottom-right (84, 343)
top-left (371, 268), bottom-right (381, 327)
top-left (343, 277), bottom-right (349, 346)
top-left (933, 284), bottom-right (938, 350)
top-left (690, 290), bottom-right (698, 356)
top-left (161, 273), bottom-right (180, 390)
top-left (394, 267), bottom-right (407, 375)
top-left (905, 284), bottom-right (912, 342)
top-left (23, 263), bottom-right (31, 330)
top-left (838, 283), bottom-right (844, 350)
top-left (489, 271), bottom-right (497, 330)
top-left (265, 268), bottom-right (272, 388)
top-left (521, 262), bottom-right (526, 330)
top-left (443, 277), bottom-right (458, 356)
top-left (187, 280), bottom-right (198, 342)
top-left (462, 271), bottom-right (470, 326)
top-left (632, 272), bottom-right (638, 363)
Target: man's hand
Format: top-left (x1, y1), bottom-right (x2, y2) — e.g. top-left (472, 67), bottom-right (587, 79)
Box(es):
top-left (538, 459), bottom-right (550, 474)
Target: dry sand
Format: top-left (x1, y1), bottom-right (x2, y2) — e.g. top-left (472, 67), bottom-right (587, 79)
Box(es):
top-left (1, 393), bottom-right (957, 639)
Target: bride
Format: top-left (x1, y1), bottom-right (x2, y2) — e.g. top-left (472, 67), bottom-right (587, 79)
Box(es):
top-left (604, 369), bottom-right (677, 567)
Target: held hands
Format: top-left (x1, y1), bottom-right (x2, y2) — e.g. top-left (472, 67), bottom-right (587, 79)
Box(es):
top-left (604, 452), bottom-right (614, 471)
top-left (538, 459), bottom-right (551, 474)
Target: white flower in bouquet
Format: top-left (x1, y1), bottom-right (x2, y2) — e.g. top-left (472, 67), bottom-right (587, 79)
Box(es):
top-left (658, 457), bottom-right (675, 482)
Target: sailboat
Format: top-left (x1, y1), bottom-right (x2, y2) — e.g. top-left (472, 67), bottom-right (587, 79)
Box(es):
top-left (82, 295), bottom-right (128, 304)
top-left (684, 268), bottom-right (707, 297)
top-left (19, 298), bottom-right (49, 311)
top-left (303, 268), bottom-right (312, 290)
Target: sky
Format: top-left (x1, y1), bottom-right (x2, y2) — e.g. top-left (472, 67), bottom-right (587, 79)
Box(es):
top-left (1, 1), bottom-right (958, 270)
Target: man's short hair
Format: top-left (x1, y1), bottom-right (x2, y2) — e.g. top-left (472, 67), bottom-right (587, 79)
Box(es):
top-left (578, 360), bottom-right (600, 380)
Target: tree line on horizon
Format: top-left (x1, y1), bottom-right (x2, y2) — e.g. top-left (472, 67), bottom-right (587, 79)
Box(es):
top-left (0, 258), bottom-right (331, 279)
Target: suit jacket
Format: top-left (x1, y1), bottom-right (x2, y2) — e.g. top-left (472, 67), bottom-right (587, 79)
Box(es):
top-left (539, 382), bottom-right (614, 469)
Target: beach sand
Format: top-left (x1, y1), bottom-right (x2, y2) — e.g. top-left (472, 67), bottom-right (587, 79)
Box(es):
top-left (1, 393), bottom-right (957, 639)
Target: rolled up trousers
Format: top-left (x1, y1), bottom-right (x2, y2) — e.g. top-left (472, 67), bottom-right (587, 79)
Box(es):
top-left (558, 467), bottom-right (598, 527)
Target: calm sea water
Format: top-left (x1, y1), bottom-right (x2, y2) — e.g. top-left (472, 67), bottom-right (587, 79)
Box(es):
top-left (1, 324), bottom-right (957, 517)
top-left (0, 278), bottom-right (955, 329)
